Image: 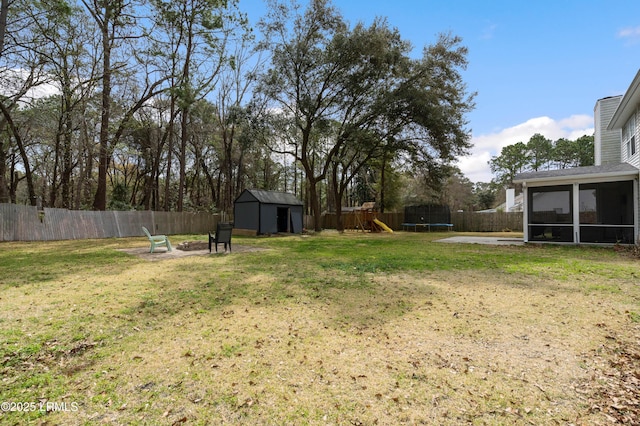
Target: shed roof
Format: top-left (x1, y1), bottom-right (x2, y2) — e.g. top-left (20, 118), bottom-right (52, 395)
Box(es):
top-left (513, 163), bottom-right (639, 184)
top-left (236, 189), bottom-right (303, 205)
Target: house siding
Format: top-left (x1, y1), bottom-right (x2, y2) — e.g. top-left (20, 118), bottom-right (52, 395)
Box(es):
top-left (517, 70), bottom-right (640, 245)
top-left (594, 96), bottom-right (622, 165)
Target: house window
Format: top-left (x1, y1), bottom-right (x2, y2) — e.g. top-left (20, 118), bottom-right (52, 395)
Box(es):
top-left (579, 180), bottom-right (634, 244)
top-left (527, 185), bottom-right (573, 242)
top-left (623, 115), bottom-right (636, 158)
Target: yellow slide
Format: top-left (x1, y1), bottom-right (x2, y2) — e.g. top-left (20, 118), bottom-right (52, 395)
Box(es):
top-left (373, 218), bottom-right (393, 233)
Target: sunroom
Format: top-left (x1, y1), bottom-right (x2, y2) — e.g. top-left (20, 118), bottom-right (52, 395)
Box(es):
top-left (513, 163), bottom-right (640, 244)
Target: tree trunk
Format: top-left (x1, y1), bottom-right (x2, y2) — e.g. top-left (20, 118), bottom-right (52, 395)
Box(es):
top-left (177, 18), bottom-right (195, 212)
top-left (10, 169), bottom-right (19, 204)
top-left (0, 102), bottom-right (36, 205)
top-left (307, 178), bottom-right (322, 232)
top-left (0, 0), bottom-right (9, 59)
top-left (49, 131), bottom-right (60, 207)
top-left (222, 125), bottom-right (236, 215)
top-left (92, 2), bottom-right (112, 211)
top-left (379, 153), bottom-right (387, 213)
top-left (60, 89), bottom-right (74, 208)
top-left (235, 147), bottom-right (245, 198)
top-left (331, 167), bottom-right (344, 233)
top-left (0, 139), bottom-right (8, 203)
top-left (299, 154), bottom-right (323, 232)
top-left (178, 108), bottom-right (187, 211)
top-left (147, 130), bottom-right (164, 211)
top-left (164, 96), bottom-right (175, 211)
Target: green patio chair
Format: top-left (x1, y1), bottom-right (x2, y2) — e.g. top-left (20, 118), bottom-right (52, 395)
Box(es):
top-left (142, 226), bottom-right (172, 253)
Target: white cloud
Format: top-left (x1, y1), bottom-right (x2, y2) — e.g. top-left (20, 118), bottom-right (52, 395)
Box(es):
top-left (617, 26), bottom-right (640, 44)
top-left (25, 83), bottom-right (59, 100)
top-left (458, 115), bottom-right (594, 183)
top-left (480, 23), bottom-right (497, 40)
top-left (0, 68), bottom-right (59, 103)
top-left (618, 26), bottom-right (640, 38)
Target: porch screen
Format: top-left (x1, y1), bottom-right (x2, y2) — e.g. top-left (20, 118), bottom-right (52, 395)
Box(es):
top-left (528, 185), bottom-right (573, 242)
top-left (579, 180), bottom-right (634, 244)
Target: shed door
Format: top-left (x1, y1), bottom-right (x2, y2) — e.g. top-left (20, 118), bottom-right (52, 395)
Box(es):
top-left (290, 209), bottom-right (302, 233)
top-left (277, 207), bottom-right (289, 233)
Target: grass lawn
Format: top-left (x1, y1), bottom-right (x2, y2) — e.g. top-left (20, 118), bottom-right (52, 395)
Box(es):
top-left (0, 231), bottom-right (639, 425)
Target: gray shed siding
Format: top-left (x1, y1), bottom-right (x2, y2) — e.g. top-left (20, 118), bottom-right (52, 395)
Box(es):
top-left (233, 189), bottom-right (304, 234)
top-left (594, 96), bottom-right (622, 165)
top-left (291, 208), bottom-right (303, 233)
top-left (234, 201), bottom-right (260, 231)
top-left (260, 204), bottom-right (278, 234)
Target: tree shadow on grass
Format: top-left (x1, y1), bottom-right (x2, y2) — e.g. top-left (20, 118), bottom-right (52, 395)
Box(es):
top-left (125, 237), bottom-right (635, 328)
top-left (0, 240), bottom-right (136, 287)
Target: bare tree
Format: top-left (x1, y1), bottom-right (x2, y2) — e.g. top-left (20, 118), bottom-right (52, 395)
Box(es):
top-left (213, 41), bottom-right (262, 214)
top-left (151, 0), bottom-right (246, 211)
top-left (27, 2), bottom-right (100, 207)
top-left (0, 0), bottom-right (61, 205)
top-left (81, 0), bottom-right (129, 210)
top-left (83, 0), bottom-right (174, 210)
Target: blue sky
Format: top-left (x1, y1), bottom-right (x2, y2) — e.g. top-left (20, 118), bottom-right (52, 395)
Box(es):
top-left (244, 0), bottom-right (640, 183)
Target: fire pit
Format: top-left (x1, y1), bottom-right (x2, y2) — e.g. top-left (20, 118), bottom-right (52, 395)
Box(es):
top-left (175, 241), bottom-right (209, 251)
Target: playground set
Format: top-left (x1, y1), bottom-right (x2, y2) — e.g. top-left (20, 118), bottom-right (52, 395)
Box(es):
top-left (342, 203), bottom-right (453, 233)
top-left (344, 202), bottom-right (393, 233)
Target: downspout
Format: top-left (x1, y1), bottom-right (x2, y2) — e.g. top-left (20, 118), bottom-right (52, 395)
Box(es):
top-left (633, 173), bottom-right (640, 244)
top-left (522, 183), bottom-right (529, 243)
top-left (572, 183), bottom-right (580, 244)
top-left (258, 202), bottom-right (261, 235)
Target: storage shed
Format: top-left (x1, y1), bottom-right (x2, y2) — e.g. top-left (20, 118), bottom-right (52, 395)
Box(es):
top-left (234, 189), bottom-right (304, 234)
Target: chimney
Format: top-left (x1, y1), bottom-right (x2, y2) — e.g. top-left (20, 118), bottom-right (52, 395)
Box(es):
top-left (506, 188), bottom-right (515, 212)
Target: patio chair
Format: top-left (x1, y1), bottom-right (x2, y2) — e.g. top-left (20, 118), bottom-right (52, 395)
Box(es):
top-left (142, 226), bottom-right (172, 253)
top-left (209, 223), bottom-right (233, 253)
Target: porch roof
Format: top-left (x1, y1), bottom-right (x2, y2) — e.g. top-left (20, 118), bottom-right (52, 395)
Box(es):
top-left (513, 163), bottom-right (640, 184)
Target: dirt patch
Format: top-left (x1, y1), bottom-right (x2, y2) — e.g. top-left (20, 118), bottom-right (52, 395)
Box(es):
top-left (118, 242), bottom-right (265, 261)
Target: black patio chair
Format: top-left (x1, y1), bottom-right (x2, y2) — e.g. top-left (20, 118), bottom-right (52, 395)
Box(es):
top-left (209, 223), bottom-right (233, 253)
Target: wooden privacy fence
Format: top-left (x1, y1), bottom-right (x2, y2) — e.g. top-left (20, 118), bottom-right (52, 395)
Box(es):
top-left (322, 211), bottom-right (523, 233)
top-left (321, 212), bottom-right (405, 231)
top-left (451, 212), bottom-right (523, 232)
top-left (0, 204), bottom-right (523, 241)
top-left (0, 204), bottom-right (219, 242)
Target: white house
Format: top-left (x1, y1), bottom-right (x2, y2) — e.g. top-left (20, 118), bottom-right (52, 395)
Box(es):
top-left (514, 70), bottom-right (640, 244)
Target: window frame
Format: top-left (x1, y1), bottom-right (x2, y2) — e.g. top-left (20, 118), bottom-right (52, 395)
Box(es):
top-left (623, 115), bottom-right (636, 159)
top-left (526, 184), bottom-right (573, 242)
top-left (578, 180), bottom-right (635, 244)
